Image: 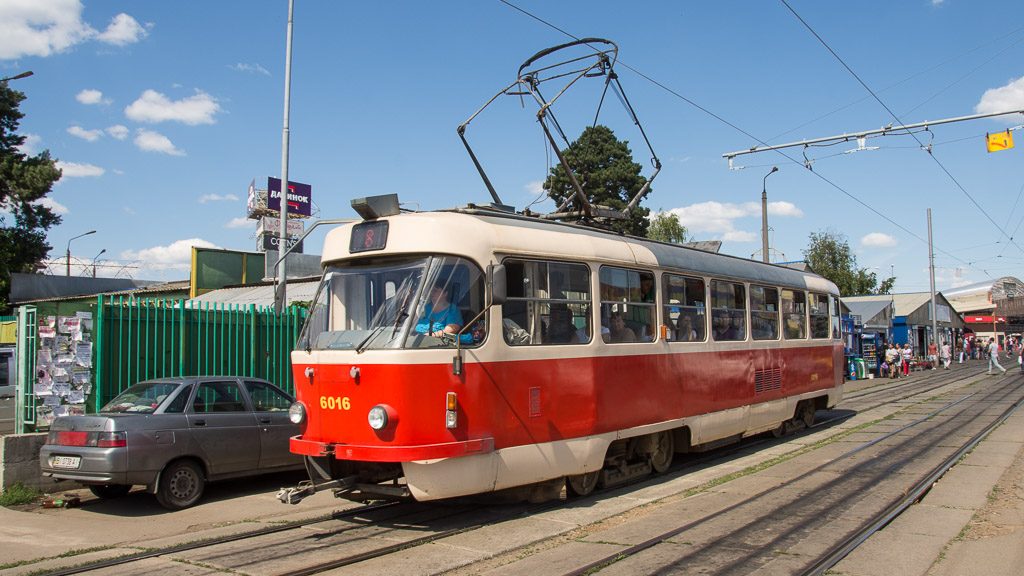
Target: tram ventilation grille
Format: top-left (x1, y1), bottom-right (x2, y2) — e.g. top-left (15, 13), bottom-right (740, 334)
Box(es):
top-left (754, 368), bottom-right (782, 394)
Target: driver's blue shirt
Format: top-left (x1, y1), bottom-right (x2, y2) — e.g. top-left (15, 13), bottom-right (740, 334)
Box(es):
top-left (415, 303), bottom-right (471, 344)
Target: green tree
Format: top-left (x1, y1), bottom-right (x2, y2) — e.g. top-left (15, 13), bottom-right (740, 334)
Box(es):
top-left (1, 81), bottom-right (62, 312)
top-left (647, 210), bottom-right (688, 244)
top-left (543, 125), bottom-right (651, 236)
top-left (802, 229), bottom-right (895, 297)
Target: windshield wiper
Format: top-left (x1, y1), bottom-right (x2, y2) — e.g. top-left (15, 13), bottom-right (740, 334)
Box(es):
top-left (355, 326), bottom-right (387, 354)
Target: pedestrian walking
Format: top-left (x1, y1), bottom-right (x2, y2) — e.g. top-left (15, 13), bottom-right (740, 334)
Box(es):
top-left (987, 337), bottom-right (1007, 375)
top-left (884, 343), bottom-right (899, 379)
top-left (902, 343), bottom-right (913, 376)
top-left (927, 341), bottom-right (938, 369)
top-left (940, 340), bottom-right (951, 370)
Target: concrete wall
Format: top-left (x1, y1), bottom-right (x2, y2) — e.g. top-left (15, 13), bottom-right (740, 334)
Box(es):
top-left (1, 433), bottom-right (78, 493)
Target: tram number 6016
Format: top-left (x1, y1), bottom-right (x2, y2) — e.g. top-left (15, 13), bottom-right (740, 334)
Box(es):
top-left (320, 396), bottom-right (351, 410)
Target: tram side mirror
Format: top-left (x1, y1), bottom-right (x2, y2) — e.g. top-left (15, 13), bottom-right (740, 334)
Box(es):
top-left (488, 264), bottom-right (506, 306)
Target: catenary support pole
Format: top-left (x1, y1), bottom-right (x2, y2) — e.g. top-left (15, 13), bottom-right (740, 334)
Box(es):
top-left (928, 208), bottom-right (938, 350)
top-left (275, 0), bottom-right (295, 313)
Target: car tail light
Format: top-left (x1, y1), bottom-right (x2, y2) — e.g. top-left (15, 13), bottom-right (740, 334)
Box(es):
top-left (52, 431), bottom-right (90, 446)
top-left (46, 430), bottom-right (126, 447)
top-left (97, 432), bottom-right (127, 448)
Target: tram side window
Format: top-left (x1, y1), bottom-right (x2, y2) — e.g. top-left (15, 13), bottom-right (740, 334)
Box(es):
top-left (781, 289), bottom-right (807, 340)
top-left (502, 259), bottom-right (591, 346)
top-left (830, 295), bottom-right (841, 340)
top-left (809, 293), bottom-right (830, 339)
top-left (600, 267), bottom-right (657, 343)
top-left (750, 285), bottom-right (780, 341)
top-left (711, 280), bottom-right (746, 341)
top-left (663, 274), bottom-right (706, 342)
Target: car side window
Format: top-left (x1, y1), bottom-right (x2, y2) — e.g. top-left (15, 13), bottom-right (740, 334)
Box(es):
top-left (163, 385), bottom-right (193, 414)
top-left (245, 380), bottom-right (292, 412)
top-left (192, 381), bottom-right (247, 413)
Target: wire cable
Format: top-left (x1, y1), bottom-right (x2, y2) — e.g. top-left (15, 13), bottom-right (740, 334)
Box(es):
top-left (780, 0), bottom-right (1024, 258)
top-left (497, 0), bottom-right (993, 279)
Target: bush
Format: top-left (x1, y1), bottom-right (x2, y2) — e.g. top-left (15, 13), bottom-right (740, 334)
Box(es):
top-left (0, 482), bottom-right (41, 506)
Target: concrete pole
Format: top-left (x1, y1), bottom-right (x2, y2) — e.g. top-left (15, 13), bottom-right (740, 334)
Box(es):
top-left (275, 0), bottom-right (295, 313)
top-left (928, 209), bottom-right (938, 350)
top-left (761, 166), bottom-right (777, 263)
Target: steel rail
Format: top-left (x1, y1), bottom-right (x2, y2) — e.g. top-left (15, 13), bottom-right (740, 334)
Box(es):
top-left (39, 501), bottom-right (398, 576)
top-left (560, 375), bottom-right (1018, 576)
top-left (799, 383), bottom-right (1024, 576)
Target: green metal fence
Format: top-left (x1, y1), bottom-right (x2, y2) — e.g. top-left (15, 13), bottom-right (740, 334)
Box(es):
top-left (15, 297), bottom-right (306, 431)
top-left (93, 295), bottom-right (306, 411)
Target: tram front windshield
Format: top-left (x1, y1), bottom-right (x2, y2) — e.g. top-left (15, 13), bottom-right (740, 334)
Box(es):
top-left (297, 255), bottom-right (485, 351)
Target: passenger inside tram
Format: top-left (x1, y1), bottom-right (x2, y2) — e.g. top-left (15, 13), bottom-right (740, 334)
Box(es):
top-left (606, 311), bottom-right (637, 343)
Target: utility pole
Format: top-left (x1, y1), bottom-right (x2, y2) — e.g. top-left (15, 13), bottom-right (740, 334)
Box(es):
top-left (761, 166), bottom-right (778, 263)
top-left (274, 0), bottom-right (295, 313)
top-left (928, 209), bottom-right (938, 350)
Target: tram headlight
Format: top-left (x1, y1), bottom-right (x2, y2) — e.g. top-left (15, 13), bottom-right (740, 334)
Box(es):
top-left (288, 402), bottom-right (307, 425)
top-left (368, 405), bottom-right (390, 430)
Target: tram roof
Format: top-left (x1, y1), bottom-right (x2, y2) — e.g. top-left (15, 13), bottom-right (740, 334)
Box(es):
top-left (321, 208), bottom-right (839, 295)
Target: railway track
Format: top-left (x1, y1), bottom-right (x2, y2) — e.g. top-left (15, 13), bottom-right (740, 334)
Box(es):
top-left (35, 365), bottom-right (1008, 576)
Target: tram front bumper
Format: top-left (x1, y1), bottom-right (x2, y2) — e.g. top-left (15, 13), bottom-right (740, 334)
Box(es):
top-left (290, 435), bottom-right (494, 462)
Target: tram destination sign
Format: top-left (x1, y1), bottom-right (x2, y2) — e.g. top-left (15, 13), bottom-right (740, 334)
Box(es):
top-left (267, 177), bottom-right (312, 217)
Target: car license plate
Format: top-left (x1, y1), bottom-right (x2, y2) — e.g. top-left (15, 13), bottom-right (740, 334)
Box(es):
top-left (51, 455), bottom-right (81, 469)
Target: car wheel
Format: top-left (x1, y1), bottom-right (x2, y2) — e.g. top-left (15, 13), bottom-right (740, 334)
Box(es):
top-left (88, 484), bottom-right (132, 499)
top-left (156, 460), bottom-right (205, 510)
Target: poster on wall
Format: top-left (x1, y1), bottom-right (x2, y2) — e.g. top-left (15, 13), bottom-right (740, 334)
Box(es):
top-left (34, 313), bottom-right (93, 429)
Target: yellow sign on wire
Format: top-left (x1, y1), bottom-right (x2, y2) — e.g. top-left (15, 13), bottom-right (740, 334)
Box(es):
top-left (986, 130), bottom-right (1014, 153)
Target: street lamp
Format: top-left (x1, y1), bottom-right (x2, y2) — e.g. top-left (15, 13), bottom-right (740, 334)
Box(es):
top-left (0, 71), bottom-right (33, 82)
top-left (66, 230), bottom-right (96, 276)
top-left (761, 166), bottom-right (779, 263)
top-left (91, 249), bottom-right (106, 278)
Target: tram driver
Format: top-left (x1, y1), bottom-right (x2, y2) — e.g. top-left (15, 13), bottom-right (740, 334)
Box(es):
top-left (415, 282), bottom-right (470, 344)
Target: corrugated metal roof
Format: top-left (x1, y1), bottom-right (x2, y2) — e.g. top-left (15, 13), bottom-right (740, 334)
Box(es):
top-left (189, 279), bottom-right (319, 306)
top-left (844, 292), bottom-right (942, 317)
top-left (843, 299), bottom-right (892, 324)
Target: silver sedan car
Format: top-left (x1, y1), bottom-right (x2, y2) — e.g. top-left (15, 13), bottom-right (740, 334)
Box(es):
top-left (40, 376), bottom-right (302, 510)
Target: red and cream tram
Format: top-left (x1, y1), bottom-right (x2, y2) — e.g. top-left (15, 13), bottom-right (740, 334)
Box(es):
top-left (281, 197), bottom-right (843, 503)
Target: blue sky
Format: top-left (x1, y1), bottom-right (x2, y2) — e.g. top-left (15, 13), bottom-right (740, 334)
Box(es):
top-left (2, 0), bottom-right (1023, 293)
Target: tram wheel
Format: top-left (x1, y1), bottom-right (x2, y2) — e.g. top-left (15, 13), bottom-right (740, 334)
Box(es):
top-left (799, 402), bottom-right (816, 428)
top-left (650, 430), bottom-right (675, 474)
top-left (566, 471), bottom-right (601, 497)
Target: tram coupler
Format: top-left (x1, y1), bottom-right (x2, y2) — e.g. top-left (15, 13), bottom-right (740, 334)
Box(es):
top-left (277, 475), bottom-right (358, 505)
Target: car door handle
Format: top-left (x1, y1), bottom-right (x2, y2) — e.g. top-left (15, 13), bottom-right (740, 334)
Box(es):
top-left (258, 417), bottom-right (271, 424)
top-left (193, 419), bottom-right (206, 427)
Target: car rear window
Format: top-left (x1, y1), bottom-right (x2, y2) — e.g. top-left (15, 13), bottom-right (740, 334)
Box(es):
top-left (101, 381), bottom-right (183, 413)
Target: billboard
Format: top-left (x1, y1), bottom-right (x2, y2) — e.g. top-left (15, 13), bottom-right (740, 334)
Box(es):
top-left (267, 177), bottom-right (312, 217)
top-left (260, 234), bottom-right (303, 254)
top-left (256, 216), bottom-right (304, 237)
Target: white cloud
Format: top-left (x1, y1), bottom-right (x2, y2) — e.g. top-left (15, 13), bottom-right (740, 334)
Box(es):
top-left (67, 125), bottom-right (103, 142)
top-left (56, 160), bottom-right (104, 178)
top-left (134, 129), bottom-right (185, 156)
top-left (664, 199), bottom-right (803, 243)
top-left (123, 206), bottom-right (136, 215)
top-left (18, 133), bottom-right (42, 155)
top-left (106, 125), bottom-right (129, 140)
top-left (523, 180), bottom-right (544, 197)
top-left (125, 89), bottom-right (221, 125)
top-left (75, 89), bottom-right (109, 105)
top-left (229, 62), bottom-right (270, 76)
top-left (0, 0), bottom-right (94, 59)
top-left (121, 238), bottom-right (219, 271)
top-left (723, 230), bottom-right (757, 242)
top-left (95, 13), bottom-right (147, 46)
top-left (33, 197), bottom-right (68, 215)
top-left (767, 201), bottom-right (804, 217)
top-left (0, 2), bottom-right (145, 59)
top-left (861, 232), bottom-right (898, 248)
top-left (975, 77), bottom-right (1024, 118)
top-left (200, 193), bottom-right (240, 204)
top-left (225, 217), bottom-right (256, 229)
